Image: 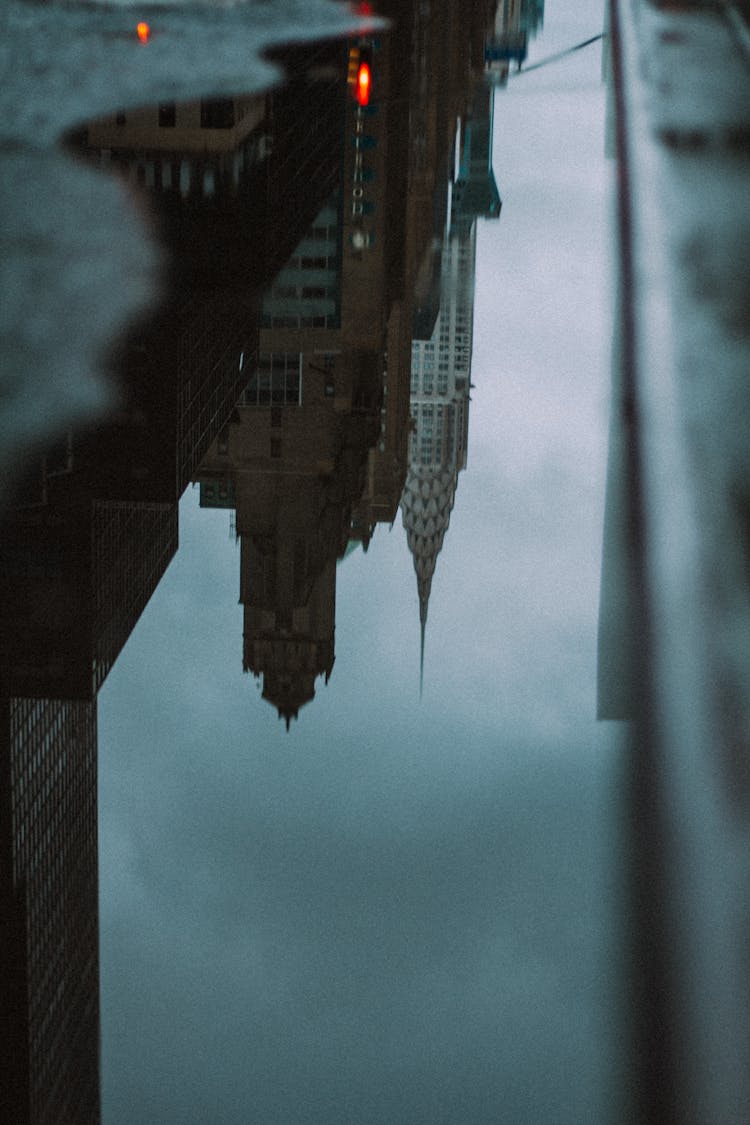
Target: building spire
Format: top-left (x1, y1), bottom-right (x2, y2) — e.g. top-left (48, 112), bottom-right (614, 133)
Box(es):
top-left (401, 465), bottom-right (458, 700)
top-left (402, 85), bottom-right (499, 700)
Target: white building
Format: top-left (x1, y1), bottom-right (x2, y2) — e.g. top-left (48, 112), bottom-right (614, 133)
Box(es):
top-left (401, 82), bottom-right (501, 692)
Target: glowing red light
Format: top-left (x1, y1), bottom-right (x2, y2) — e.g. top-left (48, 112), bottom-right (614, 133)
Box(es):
top-left (136, 21), bottom-right (150, 43)
top-left (356, 62), bottom-right (371, 107)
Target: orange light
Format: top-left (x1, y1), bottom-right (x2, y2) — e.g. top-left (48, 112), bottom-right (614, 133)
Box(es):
top-left (356, 61), bottom-right (371, 107)
top-left (136, 21), bottom-right (150, 43)
top-left (347, 47), bottom-right (360, 85)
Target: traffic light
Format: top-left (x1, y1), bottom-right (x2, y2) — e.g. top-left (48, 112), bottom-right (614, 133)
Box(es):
top-left (348, 45), bottom-right (372, 107)
top-left (356, 60), bottom-right (371, 106)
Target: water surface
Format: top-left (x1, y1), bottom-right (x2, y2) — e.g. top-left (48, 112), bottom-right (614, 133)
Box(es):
top-left (1, 3), bottom-right (621, 1122)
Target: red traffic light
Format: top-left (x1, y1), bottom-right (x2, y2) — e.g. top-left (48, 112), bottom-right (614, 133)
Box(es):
top-left (356, 61), bottom-right (371, 107)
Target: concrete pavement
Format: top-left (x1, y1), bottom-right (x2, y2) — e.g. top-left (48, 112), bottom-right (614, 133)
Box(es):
top-left (606, 1), bottom-right (750, 1121)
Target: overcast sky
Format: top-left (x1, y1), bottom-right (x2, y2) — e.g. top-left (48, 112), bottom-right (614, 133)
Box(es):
top-left (98, 3), bottom-right (625, 1122)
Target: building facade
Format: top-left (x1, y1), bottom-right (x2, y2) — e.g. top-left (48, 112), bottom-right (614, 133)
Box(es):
top-left (1, 696), bottom-right (99, 1125)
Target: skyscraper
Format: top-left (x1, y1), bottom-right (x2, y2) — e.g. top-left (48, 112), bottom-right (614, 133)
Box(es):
top-left (195, 23), bottom-right (448, 723)
top-left (401, 78), bottom-right (501, 693)
top-left (1, 696), bottom-right (100, 1125)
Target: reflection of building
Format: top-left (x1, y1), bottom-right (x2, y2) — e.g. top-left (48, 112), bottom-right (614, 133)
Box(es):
top-left (197, 188), bottom-right (386, 723)
top-left (199, 328), bottom-right (379, 725)
top-left (0, 499), bottom-right (178, 699)
top-left (1, 696), bottom-right (99, 1125)
top-left (0, 448), bottom-right (178, 1125)
top-left (209, 98), bottom-right (407, 718)
top-left (66, 42), bottom-right (350, 507)
top-left (401, 79), bottom-right (501, 692)
top-left (193, 33), bottom-right (397, 725)
top-left (485, 0), bottom-right (545, 84)
top-left (74, 40), bottom-right (347, 291)
top-left (0, 40), bottom-right (352, 1116)
top-left (195, 7), bottom-right (510, 722)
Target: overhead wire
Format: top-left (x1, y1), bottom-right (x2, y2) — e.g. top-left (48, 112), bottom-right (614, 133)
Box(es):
top-left (512, 33), bottom-right (604, 75)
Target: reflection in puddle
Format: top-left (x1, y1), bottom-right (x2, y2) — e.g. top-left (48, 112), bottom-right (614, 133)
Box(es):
top-left (11, 24), bottom-right (505, 725)
top-left (0, 5), bottom-right (624, 1125)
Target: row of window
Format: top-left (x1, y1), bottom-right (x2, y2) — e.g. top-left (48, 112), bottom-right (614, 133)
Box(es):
top-left (242, 353), bottom-right (302, 406)
top-left (115, 99), bottom-right (237, 130)
top-left (260, 313), bottom-right (339, 329)
top-left (271, 284), bottom-right (338, 300)
top-left (285, 255), bottom-right (337, 270)
top-left (102, 138), bottom-right (270, 198)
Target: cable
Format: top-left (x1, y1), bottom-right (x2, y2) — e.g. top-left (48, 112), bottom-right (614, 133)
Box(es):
top-left (512, 33), bottom-right (604, 75)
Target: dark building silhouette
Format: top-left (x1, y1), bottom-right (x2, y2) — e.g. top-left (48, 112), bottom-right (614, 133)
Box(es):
top-left (196, 27), bottom-right (412, 723)
top-left (59, 39), bottom-right (349, 509)
top-left (198, 330), bottom-right (381, 726)
top-left (0, 499), bottom-right (178, 700)
top-left (0, 36), bottom-right (354, 1118)
top-left (1, 696), bottom-right (99, 1125)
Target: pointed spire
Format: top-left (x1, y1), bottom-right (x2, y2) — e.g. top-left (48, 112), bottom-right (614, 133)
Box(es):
top-left (401, 464), bottom-right (457, 702)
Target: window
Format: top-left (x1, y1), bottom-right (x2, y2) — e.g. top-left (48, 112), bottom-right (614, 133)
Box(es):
top-left (158, 103), bottom-right (176, 127)
top-left (244, 353), bottom-right (302, 406)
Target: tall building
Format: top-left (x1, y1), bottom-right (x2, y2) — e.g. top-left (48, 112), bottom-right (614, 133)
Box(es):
top-left (0, 49), bottom-right (350, 1113)
top-left (194, 6), bottom-right (509, 721)
top-left (196, 23), bottom-right (442, 723)
top-left (1, 696), bottom-right (99, 1125)
top-left (0, 499), bottom-right (178, 700)
top-left (401, 78), bottom-right (501, 693)
top-left (197, 225), bottom-right (384, 725)
top-left (65, 39), bottom-right (349, 508)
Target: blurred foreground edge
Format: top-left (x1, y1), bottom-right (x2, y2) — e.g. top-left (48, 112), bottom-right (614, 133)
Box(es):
top-left (603, 0), bottom-right (750, 1121)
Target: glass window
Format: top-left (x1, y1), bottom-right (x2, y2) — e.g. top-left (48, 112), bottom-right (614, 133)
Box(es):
top-left (245, 354), bottom-right (302, 406)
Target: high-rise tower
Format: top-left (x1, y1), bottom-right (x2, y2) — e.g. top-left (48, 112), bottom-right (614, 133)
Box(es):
top-left (401, 79), bottom-right (501, 693)
top-left (1, 696), bottom-right (100, 1125)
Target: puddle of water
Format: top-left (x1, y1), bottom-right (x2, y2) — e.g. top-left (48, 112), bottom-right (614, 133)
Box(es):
top-left (1, 4), bottom-right (624, 1124)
